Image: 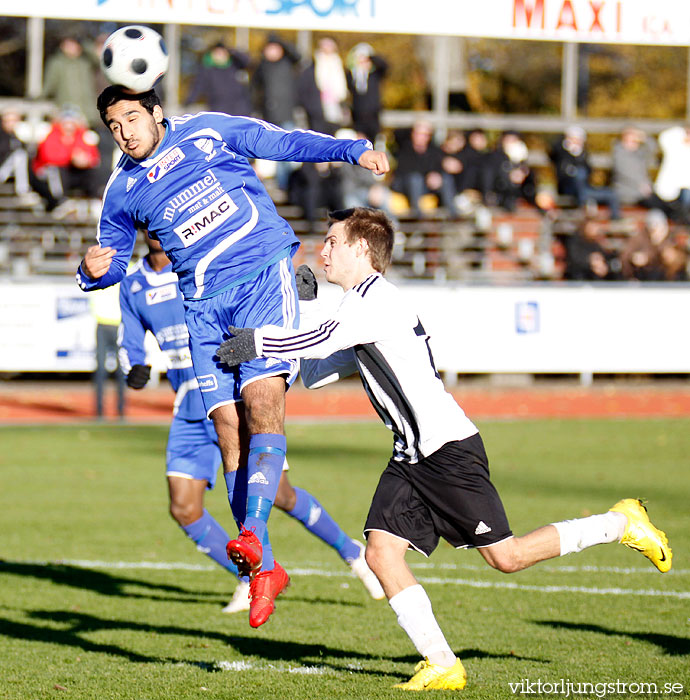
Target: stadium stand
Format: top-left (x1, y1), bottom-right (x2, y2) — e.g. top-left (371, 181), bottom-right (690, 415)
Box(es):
top-left (0, 178), bottom-right (673, 283)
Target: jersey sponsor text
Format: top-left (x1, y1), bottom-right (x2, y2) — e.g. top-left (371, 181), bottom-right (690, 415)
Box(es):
top-left (197, 374), bottom-right (219, 392)
top-left (173, 193), bottom-right (238, 247)
top-left (145, 283), bottom-right (177, 305)
top-left (147, 147), bottom-right (185, 183)
top-left (163, 170), bottom-right (219, 222)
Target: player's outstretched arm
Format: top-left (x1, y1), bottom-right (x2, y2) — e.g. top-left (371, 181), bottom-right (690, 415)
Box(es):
top-left (358, 150), bottom-right (390, 175)
top-left (81, 245), bottom-right (117, 280)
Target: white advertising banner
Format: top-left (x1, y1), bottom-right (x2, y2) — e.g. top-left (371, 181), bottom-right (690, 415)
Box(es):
top-left (1, 281), bottom-right (689, 374)
top-left (319, 282), bottom-right (690, 375)
top-left (0, 283), bottom-right (95, 372)
top-left (0, 282), bottom-right (164, 373)
top-left (5, 0), bottom-right (690, 46)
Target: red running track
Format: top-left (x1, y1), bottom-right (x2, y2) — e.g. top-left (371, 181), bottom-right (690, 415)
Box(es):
top-left (1, 382), bottom-right (689, 423)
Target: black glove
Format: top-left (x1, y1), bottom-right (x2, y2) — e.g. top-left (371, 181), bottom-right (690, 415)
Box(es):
top-left (295, 264), bottom-right (318, 301)
top-left (217, 326), bottom-right (258, 367)
top-left (127, 364), bottom-right (151, 389)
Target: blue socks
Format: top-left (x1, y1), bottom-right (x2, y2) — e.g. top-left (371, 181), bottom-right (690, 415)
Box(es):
top-left (182, 509), bottom-right (239, 576)
top-left (225, 469), bottom-right (247, 527)
top-left (244, 434), bottom-right (285, 542)
top-left (224, 434), bottom-right (285, 573)
top-left (260, 529), bottom-right (275, 573)
top-left (287, 487), bottom-right (360, 562)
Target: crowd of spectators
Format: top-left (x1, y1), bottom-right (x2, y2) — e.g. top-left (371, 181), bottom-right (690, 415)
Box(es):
top-left (0, 33), bottom-right (111, 217)
top-left (1, 30), bottom-right (689, 281)
top-left (563, 209), bottom-right (688, 282)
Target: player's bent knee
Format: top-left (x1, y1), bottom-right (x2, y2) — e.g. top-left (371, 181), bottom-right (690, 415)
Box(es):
top-left (491, 558), bottom-right (522, 574)
top-left (480, 543), bottom-right (523, 573)
top-left (242, 377), bottom-right (286, 434)
top-left (169, 499), bottom-right (203, 527)
top-left (364, 541), bottom-right (396, 576)
top-left (364, 545), bottom-right (381, 574)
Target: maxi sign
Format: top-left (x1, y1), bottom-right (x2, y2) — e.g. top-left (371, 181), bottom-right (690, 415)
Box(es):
top-left (4, 0), bottom-right (690, 46)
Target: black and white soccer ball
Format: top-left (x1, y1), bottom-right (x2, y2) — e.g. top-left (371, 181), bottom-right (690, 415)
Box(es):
top-left (100, 25), bottom-right (169, 93)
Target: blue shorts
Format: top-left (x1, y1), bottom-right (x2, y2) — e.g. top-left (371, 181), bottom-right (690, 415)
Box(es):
top-left (184, 256), bottom-right (300, 416)
top-left (166, 416), bottom-right (222, 488)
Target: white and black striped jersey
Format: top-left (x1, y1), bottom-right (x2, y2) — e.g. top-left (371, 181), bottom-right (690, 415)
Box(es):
top-left (255, 273), bottom-right (478, 463)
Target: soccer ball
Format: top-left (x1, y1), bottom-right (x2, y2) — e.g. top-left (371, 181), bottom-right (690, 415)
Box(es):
top-left (100, 25), bottom-right (169, 93)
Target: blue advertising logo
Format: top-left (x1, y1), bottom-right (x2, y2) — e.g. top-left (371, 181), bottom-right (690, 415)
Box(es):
top-left (267, 0), bottom-right (364, 16)
top-left (57, 297), bottom-right (90, 320)
top-left (515, 301), bottom-right (539, 334)
top-left (97, 0), bottom-right (373, 15)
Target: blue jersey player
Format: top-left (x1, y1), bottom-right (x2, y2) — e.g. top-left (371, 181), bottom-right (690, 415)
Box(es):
top-left (118, 234), bottom-right (384, 619)
top-left (77, 85), bottom-right (390, 627)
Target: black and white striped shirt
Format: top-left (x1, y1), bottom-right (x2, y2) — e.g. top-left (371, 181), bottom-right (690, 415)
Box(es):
top-left (255, 273), bottom-right (478, 463)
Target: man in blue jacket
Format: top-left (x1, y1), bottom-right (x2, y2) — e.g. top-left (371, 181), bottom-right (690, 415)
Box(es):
top-left (77, 85), bottom-right (389, 627)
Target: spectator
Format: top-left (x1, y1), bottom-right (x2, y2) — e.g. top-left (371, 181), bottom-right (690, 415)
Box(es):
top-left (440, 129), bottom-right (466, 193)
top-left (620, 209), bottom-right (687, 281)
top-left (31, 106), bottom-right (101, 213)
top-left (391, 120), bottom-right (458, 218)
top-left (312, 37), bottom-right (348, 133)
top-left (660, 237), bottom-right (689, 281)
top-left (252, 35), bottom-right (301, 189)
top-left (42, 36), bottom-right (100, 128)
top-left (91, 33), bottom-right (121, 185)
top-left (297, 56), bottom-right (329, 135)
top-left (550, 126), bottom-right (621, 220)
top-left (287, 161), bottom-right (343, 233)
top-left (0, 107), bottom-right (31, 197)
top-left (564, 216), bottom-right (619, 281)
top-left (90, 284), bottom-right (125, 419)
top-left (457, 128), bottom-right (494, 203)
top-left (611, 126), bottom-right (659, 209)
top-left (653, 125), bottom-right (690, 224)
top-left (185, 42), bottom-right (252, 116)
top-left (491, 130), bottom-right (542, 212)
top-left (345, 42), bottom-right (387, 143)
top-left (334, 128), bottom-right (396, 221)
top-left (252, 34), bottom-right (301, 127)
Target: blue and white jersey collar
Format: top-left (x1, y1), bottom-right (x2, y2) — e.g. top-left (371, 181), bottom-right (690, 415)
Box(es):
top-left (139, 256), bottom-right (178, 287)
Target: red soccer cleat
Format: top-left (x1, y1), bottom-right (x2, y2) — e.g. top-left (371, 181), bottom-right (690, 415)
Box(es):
top-left (226, 527), bottom-right (263, 579)
top-left (248, 561), bottom-right (290, 628)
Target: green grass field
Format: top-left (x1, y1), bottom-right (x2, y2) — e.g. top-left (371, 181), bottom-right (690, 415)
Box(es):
top-left (1, 419), bottom-right (688, 700)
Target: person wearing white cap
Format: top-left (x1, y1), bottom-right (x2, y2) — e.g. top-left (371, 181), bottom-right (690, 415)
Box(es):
top-left (550, 126), bottom-right (621, 219)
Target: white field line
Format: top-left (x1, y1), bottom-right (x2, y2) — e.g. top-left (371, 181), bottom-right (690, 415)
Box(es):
top-left (214, 660), bottom-right (332, 675)
top-left (411, 561), bottom-right (689, 575)
top-left (9, 558), bottom-right (689, 600)
top-left (179, 659), bottom-right (340, 676)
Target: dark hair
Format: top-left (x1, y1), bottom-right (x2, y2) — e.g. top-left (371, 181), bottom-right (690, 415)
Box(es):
top-left (328, 207), bottom-right (394, 273)
top-left (97, 85), bottom-right (161, 126)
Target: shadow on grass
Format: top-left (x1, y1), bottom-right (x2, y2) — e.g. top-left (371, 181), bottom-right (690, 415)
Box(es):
top-left (285, 594), bottom-right (365, 608)
top-left (0, 608), bottom-right (390, 674)
top-left (534, 620), bottom-right (690, 656)
top-left (0, 561), bottom-right (222, 604)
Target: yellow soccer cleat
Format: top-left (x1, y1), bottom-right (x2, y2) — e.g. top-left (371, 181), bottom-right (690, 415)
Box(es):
top-left (394, 658), bottom-right (467, 691)
top-left (609, 498), bottom-right (672, 573)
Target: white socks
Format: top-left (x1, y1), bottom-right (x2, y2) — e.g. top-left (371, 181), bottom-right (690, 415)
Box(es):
top-left (388, 584), bottom-right (456, 668)
top-left (552, 511), bottom-right (627, 556)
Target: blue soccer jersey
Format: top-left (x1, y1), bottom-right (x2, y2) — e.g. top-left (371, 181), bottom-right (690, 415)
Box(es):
top-left (118, 257), bottom-right (206, 420)
top-left (77, 112), bottom-right (372, 299)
